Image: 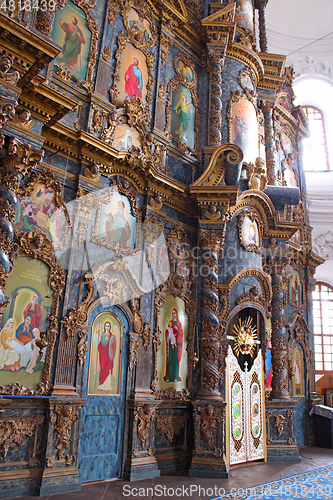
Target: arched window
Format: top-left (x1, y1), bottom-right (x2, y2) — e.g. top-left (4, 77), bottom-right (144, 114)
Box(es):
top-left (312, 282), bottom-right (333, 373)
top-left (302, 106), bottom-right (329, 171)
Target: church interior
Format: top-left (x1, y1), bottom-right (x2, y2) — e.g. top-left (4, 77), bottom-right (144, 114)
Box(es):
top-left (0, 0), bottom-right (332, 498)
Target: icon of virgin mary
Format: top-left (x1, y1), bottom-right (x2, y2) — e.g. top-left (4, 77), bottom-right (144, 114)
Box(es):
top-left (163, 307), bottom-right (183, 383)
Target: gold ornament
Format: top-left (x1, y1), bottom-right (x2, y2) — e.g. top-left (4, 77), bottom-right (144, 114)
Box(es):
top-left (232, 317), bottom-right (259, 357)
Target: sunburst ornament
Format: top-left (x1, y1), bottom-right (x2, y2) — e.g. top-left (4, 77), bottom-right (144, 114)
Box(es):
top-left (232, 317), bottom-right (260, 357)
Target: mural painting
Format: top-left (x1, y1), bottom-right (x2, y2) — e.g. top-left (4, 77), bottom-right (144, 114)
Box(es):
top-left (116, 42), bottom-right (147, 105)
top-left (292, 346), bottom-right (304, 397)
top-left (88, 313), bottom-right (122, 396)
top-left (290, 270), bottom-right (303, 305)
top-left (242, 215), bottom-right (259, 247)
top-left (113, 124), bottom-right (141, 151)
top-left (231, 97), bottom-right (258, 163)
top-left (125, 7), bottom-right (153, 45)
top-left (0, 256), bottom-right (52, 390)
top-left (94, 191), bottom-right (137, 251)
top-left (168, 231), bottom-right (190, 281)
top-left (157, 295), bottom-right (188, 391)
top-left (171, 83), bottom-right (196, 149)
top-left (51, 0), bottom-right (91, 81)
top-left (175, 58), bottom-right (194, 83)
top-left (235, 0), bottom-right (254, 31)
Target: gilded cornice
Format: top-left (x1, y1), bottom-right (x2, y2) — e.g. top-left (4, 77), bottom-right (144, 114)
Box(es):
top-left (0, 14), bottom-right (60, 88)
top-left (226, 44), bottom-right (265, 82)
top-left (231, 189), bottom-right (301, 238)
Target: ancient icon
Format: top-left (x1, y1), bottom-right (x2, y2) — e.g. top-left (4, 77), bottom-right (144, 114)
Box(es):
top-left (0, 256), bottom-right (53, 390)
top-left (116, 42), bottom-right (148, 105)
top-left (292, 346), bottom-right (304, 397)
top-left (235, 0), bottom-right (254, 31)
top-left (88, 312), bottom-right (122, 396)
top-left (171, 83), bottom-right (196, 149)
top-left (113, 124), bottom-right (141, 151)
top-left (175, 58), bottom-right (194, 83)
top-left (14, 182), bottom-right (63, 241)
top-left (51, 0), bottom-right (92, 81)
top-left (242, 215), bottom-right (259, 247)
top-left (290, 270), bottom-right (303, 305)
top-left (95, 191), bottom-right (137, 251)
top-left (231, 97), bottom-right (258, 163)
top-left (157, 295), bottom-right (188, 391)
top-left (125, 7), bottom-right (153, 45)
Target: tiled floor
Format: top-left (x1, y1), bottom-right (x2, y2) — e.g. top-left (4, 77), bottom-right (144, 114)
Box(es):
top-left (18, 447), bottom-right (333, 500)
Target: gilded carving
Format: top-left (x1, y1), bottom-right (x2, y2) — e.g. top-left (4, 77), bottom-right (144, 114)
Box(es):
top-left (76, 221), bottom-right (88, 248)
top-left (198, 405), bottom-right (221, 448)
top-left (142, 323), bottom-right (151, 351)
top-left (129, 337), bottom-right (139, 370)
top-left (0, 418), bottom-right (36, 457)
top-left (156, 413), bottom-right (188, 441)
top-left (130, 298), bottom-right (143, 334)
top-left (122, 0), bottom-right (158, 49)
top-left (54, 405), bottom-right (79, 460)
top-left (236, 285), bottom-right (271, 318)
top-left (160, 33), bottom-right (173, 65)
top-left (77, 330), bottom-right (89, 366)
top-left (0, 54), bottom-right (20, 86)
top-left (135, 404), bottom-right (155, 449)
top-left (61, 309), bottom-right (78, 339)
top-left (275, 414), bottom-right (285, 436)
top-left (246, 158), bottom-right (267, 191)
top-left (102, 46), bottom-right (111, 63)
top-left (0, 96), bottom-right (17, 130)
top-left (100, 111), bottom-right (117, 144)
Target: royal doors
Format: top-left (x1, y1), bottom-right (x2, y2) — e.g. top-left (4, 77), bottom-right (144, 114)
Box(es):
top-left (79, 306), bottom-right (129, 482)
top-left (227, 345), bottom-right (266, 465)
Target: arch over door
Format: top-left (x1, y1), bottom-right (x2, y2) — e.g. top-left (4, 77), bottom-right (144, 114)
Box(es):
top-left (79, 303), bottom-right (129, 482)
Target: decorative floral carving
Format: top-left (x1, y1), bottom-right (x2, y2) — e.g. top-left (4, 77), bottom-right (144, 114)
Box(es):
top-left (246, 157), bottom-right (267, 191)
top-left (129, 337), bottom-right (139, 371)
top-left (142, 323), bottom-right (151, 350)
top-left (236, 285), bottom-right (271, 318)
top-left (275, 414), bottom-right (285, 436)
top-left (156, 413), bottom-right (189, 441)
top-left (0, 418), bottom-right (36, 457)
top-left (54, 405), bottom-right (79, 460)
top-left (100, 111), bottom-right (117, 144)
top-left (198, 405), bottom-right (220, 448)
top-left (61, 309), bottom-right (77, 339)
top-left (102, 46), bottom-right (111, 63)
top-left (122, 0), bottom-right (158, 49)
top-left (0, 96), bottom-right (17, 129)
top-left (77, 330), bottom-right (89, 366)
top-left (135, 404), bottom-right (155, 449)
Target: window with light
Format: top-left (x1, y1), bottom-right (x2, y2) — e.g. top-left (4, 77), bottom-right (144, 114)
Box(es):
top-left (302, 106), bottom-right (330, 171)
top-left (313, 282), bottom-right (333, 373)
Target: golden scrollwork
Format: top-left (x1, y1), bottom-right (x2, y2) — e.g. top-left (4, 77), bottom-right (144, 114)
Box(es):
top-left (77, 330), bottom-right (89, 366)
top-left (122, 0), bottom-right (158, 50)
top-left (0, 417), bottom-right (36, 457)
top-left (135, 404), bottom-right (155, 449)
top-left (246, 157), bottom-right (267, 191)
top-left (129, 336), bottom-right (139, 370)
top-left (156, 413), bottom-right (189, 441)
top-left (54, 405), bottom-right (79, 460)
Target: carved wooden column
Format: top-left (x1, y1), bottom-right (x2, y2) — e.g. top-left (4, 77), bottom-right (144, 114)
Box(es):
top-left (262, 101), bottom-right (278, 186)
top-left (35, 0), bottom-right (66, 37)
top-left (255, 0), bottom-right (269, 52)
top-left (268, 258), bottom-right (290, 399)
top-left (198, 229), bottom-right (225, 400)
top-left (207, 50), bottom-right (224, 147)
